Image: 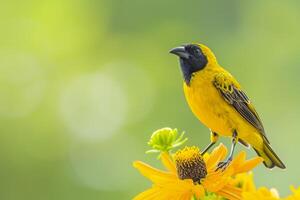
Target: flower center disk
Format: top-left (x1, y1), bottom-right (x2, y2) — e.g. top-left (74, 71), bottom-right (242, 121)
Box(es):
top-left (174, 146), bottom-right (207, 183)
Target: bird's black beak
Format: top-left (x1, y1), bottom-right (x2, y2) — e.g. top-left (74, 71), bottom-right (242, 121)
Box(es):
top-left (169, 46), bottom-right (189, 59)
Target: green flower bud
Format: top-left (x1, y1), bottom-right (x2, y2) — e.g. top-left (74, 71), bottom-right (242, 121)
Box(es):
top-left (146, 127), bottom-right (188, 153)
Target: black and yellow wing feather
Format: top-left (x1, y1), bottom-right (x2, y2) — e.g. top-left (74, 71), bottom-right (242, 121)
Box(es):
top-left (213, 72), bottom-right (269, 143)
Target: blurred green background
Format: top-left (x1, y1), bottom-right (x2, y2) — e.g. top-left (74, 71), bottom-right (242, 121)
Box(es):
top-left (0, 0), bottom-right (300, 199)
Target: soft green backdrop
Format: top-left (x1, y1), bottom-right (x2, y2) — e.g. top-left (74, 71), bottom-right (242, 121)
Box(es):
top-left (0, 0), bottom-right (299, 199)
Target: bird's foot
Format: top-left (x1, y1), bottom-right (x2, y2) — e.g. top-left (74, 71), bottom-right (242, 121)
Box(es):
top-left (215, 158), bottom-right (232, 171)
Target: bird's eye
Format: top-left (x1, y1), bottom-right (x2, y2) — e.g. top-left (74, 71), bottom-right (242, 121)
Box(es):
top-left (194, 48), bottom-right (202, 57)
top-left (185, 45), bottom-right (202, 57)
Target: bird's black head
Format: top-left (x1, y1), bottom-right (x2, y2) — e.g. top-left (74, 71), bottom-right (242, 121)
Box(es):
top-left (170, 44), bottom-right (208, 85)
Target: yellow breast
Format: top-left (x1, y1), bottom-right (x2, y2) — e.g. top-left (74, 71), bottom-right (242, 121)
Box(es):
top-left (183, 68), bottom-right (234, 136)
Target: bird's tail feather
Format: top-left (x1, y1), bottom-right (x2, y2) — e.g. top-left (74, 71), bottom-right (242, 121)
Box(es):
top-left (253, 141), bottom-right (286, 169)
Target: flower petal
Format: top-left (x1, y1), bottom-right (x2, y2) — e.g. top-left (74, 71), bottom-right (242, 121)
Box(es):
top-left (285, 186), bottom-right (300, 200)
top-left (133, 187), bottom-right (160, 200)
top-left (202, 169), bottom-right (233, 192)
top-left (230, 151), bottom-right (246, 170)
top-left (193, 184), bottom-right (205, 199)
top-left (217, 184), bottom-right (242, 200)
top-left (133, 161), bottom-right (177, 184)
top-left (172, 192), bottom-right (192, 200)
top-left (162, 179), bottom-right (194, 192)
top-left (203, 153), bottom-right (210, 163)
top-left (160, 152), bottom-right (177, 175)
top-left (231, 173), bottom-right (256, 192)
top-left (206, 143), bottom-right (227, 171)
top-left (234, 157), bottom-right (263, 174)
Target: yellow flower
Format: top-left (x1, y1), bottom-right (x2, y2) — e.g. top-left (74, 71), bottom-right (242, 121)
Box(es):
top-left (234, 172), bottom-right (280, 200)
top-left (133, 143), bottom-right (263, 200)
top-left (285, 186), bottom-right (300, 200)
top-left (230, 172), bottom-right (256, 193)
top-left (243, 187), bottom-right (280, 200)
top-left (234, 173), bottom-right (300, 200)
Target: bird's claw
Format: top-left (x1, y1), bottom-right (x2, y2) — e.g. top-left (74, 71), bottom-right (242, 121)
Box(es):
top-left (215, 159), bottom-right (232, 171)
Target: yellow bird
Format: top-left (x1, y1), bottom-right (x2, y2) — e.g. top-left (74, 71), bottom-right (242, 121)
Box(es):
top-left (170, 43), bottom-right (285, 169)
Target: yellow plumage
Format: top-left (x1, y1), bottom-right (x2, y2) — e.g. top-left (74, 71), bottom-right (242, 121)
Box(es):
top-left (183, 54), bottom-right (261, 146)
top-left (170, 43), bottom-right (285, 169)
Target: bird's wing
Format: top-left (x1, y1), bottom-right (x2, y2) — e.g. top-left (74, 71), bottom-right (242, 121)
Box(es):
top-left (213, 72), bottom-right (269, 143)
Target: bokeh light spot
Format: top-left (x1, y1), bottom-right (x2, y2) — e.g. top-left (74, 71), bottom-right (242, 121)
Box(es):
top-left (0, 50), bottom-right (45, 118)
top-left (102, 62), bottom-right (156, 124)
top-left (60, 72), bottom-right (127, 141)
